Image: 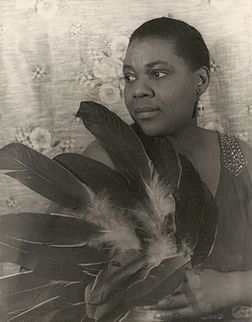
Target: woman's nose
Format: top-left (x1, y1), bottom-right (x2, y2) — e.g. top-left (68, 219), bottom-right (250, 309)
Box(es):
top-left (132, 80), bottom-right (154, 99)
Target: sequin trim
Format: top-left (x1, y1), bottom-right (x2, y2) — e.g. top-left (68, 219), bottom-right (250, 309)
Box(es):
top-left (219, 133), bottom-right (248, 176)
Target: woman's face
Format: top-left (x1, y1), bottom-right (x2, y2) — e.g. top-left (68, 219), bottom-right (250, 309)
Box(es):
top-left (123, 37), bottom-right (199, 136)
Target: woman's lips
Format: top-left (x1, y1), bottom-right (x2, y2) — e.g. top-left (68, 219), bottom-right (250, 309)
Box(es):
top-left (135, 107), bottom-right (160, 119)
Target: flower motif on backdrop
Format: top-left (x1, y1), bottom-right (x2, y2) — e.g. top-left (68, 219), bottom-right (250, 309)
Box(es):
top-left (74, 34), bottom-right (129, 108)
top-left (236, 131), bottom-right (249, 142)
top-left (15, 126), bottom-right (53, 153)
top-left (98, 83), bottom-right (121, 105)
top-left (15, 127), bottom-right (34, 148)
top-left (15, 0), bottom-right (69, 18)
top-left (199, 0), bottom-right (211, 8)
top-left (57, 0), bottom-right (69, 13)
top-left (110, 36), bottom-right (129, 60)
top-left (167, 12), bottom-right (174, 18)
top-left (15, 126), bottom-right (78, 156)
top-left (69, 23), bottom-right (82, 36)
top-left (59, 138), bottom-right (76, 152)
top-left (210, 59), bottom-right (220, 73)
top-left (247, 104), bottom-right (252, 116)
top-left (210, 0), bottom-right (236, 11)
top-left (36, 0), bottom-right (59, 18)
top-left (92, 55), bottom-right (123, 81)
top-left (5, 197), bottom-right (17, 209)
top-left (31, 65), bottom-right (47, 80)
top-left (29, 126), bottom-right (52, 152)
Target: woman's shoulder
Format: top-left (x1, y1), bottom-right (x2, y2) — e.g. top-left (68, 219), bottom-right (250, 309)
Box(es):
top-left (238, 138), bottom-right (252, 181)
top-left (215, 132), bottom-right (252, 178)
top-left (82, 140), bottom-right (115, 170)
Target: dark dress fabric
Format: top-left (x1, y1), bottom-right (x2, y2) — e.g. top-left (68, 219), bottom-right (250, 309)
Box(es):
top-left (203, 133), bottom-right (252, 272)
top-left (179, 133), bottom-right (252, 321)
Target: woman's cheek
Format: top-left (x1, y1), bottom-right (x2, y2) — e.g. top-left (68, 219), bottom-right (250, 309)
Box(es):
top-left (124, 91), bottom-right (133, 114)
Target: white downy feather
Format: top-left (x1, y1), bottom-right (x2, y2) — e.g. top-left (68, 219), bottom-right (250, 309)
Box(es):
top-left (81, 168), bottom-right (178, 265)
top-left (136, 169), bottom-right (178, 264)
top-left (84, 188), bottom-right (141, 252)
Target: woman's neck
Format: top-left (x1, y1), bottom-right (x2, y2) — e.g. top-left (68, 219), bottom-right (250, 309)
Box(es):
top-left (167, 122), bottom-right (204, 158)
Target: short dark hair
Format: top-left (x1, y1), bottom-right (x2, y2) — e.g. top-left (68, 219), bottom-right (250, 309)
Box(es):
top-left (129, 17), bottom-right (210, 71)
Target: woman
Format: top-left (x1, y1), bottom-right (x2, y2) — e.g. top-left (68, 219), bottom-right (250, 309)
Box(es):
top-left (84, 17), bottom-right (252, 320)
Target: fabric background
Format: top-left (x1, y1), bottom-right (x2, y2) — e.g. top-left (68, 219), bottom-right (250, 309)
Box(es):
top-left (0, 0), bottom-right (252, 278)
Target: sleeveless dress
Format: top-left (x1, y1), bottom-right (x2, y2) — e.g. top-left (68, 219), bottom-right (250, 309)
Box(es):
top-left (203, 132), bottom-right (252, 272)
top-left (194, 132), bottom-right (252, 321)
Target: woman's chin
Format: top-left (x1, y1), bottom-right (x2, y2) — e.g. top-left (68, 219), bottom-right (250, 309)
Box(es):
top-left (139, 123), bottom-right (167, 137)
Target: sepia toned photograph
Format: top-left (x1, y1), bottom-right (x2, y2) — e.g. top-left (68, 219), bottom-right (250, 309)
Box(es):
top-left (0, 0), bottom-right (252, 321)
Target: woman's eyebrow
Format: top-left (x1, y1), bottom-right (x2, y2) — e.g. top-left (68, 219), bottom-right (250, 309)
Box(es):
top-left (145, 61), bottom-right (170, 68)
top-left (123, 61), bottom-right (170, 71)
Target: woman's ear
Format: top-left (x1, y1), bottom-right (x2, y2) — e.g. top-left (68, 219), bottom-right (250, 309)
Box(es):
top-left (196, 66), bottom-right (210, 96)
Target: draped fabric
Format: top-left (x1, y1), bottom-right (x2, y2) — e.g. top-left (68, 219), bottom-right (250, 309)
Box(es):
top-left (0, 0), bottom-right (252, 276)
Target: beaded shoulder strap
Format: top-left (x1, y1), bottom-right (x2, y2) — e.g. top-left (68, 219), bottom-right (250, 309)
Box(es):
top-left (219, 133), bottom-right (248, 176)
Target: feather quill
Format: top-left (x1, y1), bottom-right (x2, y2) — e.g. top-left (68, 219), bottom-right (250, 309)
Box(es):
top-left (7, 296), bottom-right (62, 322)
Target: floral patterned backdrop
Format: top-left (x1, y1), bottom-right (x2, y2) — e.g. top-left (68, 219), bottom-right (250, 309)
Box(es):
top-left (0, 0), bottom-right (252, 277)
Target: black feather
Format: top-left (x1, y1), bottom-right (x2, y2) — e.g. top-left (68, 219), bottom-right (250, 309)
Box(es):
top-left (0, 143), bottom-right (89, 210)
top-left (53, 153), bottom-right (138, 209)
top-left (191, 181), bottom-right (218, 266)
top-left (76, 101), bottom-right (151, 202)
top-left (0, 272), bottom-right (93, 322)
top-left (95, 254), bottom-right (189, 322)
top-left (0, 212), bottom-right (103, 246)
top-left (175, 154), bottom-right (218, 265)
top-left (0, 234), bottom-right (110, 278)
top-left (175, 154), bottom-right (205, 251)
top-left (131, 123), bottom-right (181, 190)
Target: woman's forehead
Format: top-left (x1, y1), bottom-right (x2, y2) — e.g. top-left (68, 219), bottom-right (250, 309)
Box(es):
top-left (123, 37), bottom-right (182, 69)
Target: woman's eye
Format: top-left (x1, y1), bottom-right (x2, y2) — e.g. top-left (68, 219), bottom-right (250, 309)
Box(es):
top-left (152, 71), bottom-right (167, 78)
top-left (124, 74), bottom-right (136, 82)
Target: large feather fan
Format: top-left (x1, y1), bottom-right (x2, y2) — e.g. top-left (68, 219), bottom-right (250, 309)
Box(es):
top-left (0, 101), bottom-right (218, 322)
